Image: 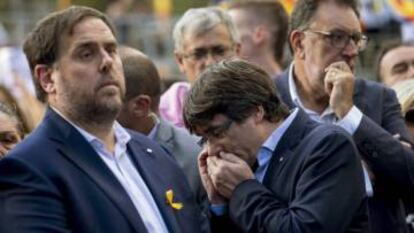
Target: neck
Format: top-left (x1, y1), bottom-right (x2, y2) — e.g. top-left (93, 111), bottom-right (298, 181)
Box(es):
top-left (52, 105), bottom-right (117, 153)
top-left (133, 115), bottom-right (157, 136)
top-left (250, 52), bottom-right (282, 77)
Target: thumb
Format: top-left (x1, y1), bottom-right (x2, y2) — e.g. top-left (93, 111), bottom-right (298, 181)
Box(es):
top-left (219, 151), bottom-right (244, 163)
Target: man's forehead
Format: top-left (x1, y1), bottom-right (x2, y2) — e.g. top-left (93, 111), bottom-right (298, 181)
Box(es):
top-left (383, 46), bottom-right (414, 63)
top-left (309, 3), bottom-right (360, 31)
top-left (61, 18), bottom-right (116, 49)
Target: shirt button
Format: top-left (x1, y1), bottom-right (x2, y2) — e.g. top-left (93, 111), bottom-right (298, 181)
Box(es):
top-left (279, 157), bottom-right (284, 162)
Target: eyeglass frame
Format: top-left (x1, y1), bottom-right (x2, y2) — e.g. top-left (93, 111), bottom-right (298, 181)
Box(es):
top-left (304, 29), bottom-right (369, 52)
top-left (197, 118), bottom-right (234, 147)
top-left (180, 44), bottom-right (235, 62)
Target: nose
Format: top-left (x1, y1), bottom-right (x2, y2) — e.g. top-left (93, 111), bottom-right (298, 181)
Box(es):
top-left (204, 52), bottom-right (221, 67)
top-left (342, 39), bottom-right (359, 58)
top-left (99, 49), bottom-right (114, 73)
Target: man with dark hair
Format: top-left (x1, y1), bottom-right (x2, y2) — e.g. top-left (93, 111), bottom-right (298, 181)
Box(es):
top-left (377, 40), bottom-right (414, 86)
top-left (184, 58), bottom-right (367, 233)
top-left (117, 46), bottom-right (203, 198)
top-left (275, 0), bottom-right (414, 232)
top-left (227, 0), bottom-right (288, 77)
top-left (0, 6), bottom-right (208, 233)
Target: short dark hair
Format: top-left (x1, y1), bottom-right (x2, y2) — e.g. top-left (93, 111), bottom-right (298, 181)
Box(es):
top-left (119, 46), bottom-right (161, 111)
top-left (289, 0), bottom-right (360, 37)
top-left (23, 5), bottom-right (116, 103)
top-left (376, 40), bottom-right (414, 82)
top-left (183, 58), bottom-right (289, 133)
top-left (228, 1), bottom-right (289, 64)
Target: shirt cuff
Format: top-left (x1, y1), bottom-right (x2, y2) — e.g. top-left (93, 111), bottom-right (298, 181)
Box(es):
top-left (210, 203), bottom-right (228, 216)
top-left (335, 106), bottom-right (363, 135)
top-left (362, 163), bottom-right (374, 197)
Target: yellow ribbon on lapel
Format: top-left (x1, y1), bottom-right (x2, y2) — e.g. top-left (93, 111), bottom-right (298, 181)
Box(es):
top-left (166, 189), bottom-right (183, 210)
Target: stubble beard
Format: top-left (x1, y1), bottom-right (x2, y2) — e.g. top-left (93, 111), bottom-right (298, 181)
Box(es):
top-left (61, 86), bottom-right (123, 129)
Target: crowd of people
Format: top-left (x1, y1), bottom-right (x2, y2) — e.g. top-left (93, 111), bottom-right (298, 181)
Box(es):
top-left (0, 0), bottom-right (414, 233)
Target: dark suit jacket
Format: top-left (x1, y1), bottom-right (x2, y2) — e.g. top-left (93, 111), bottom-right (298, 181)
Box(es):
top-left (154, 119), bottom-right (202, 197)
top-left (0, 108), bottom-right (209, 233)
top-left (215, 110), bottom-right (367, 233)
top-left (275, 70), bottom-right (414, 233)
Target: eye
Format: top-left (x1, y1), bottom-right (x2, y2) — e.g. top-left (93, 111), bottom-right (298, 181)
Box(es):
top-left (211, 46), bottom-right (226, 56)
top-left (392, 63), bottom-right (409, 74)
top-left (106, 45), bottom-right (118, 55)
top-left (330, 31), bottom-right (347, 43)
top-left (192, 49), bottom-right (207, 60)
top-left (79, 49), bottom-right (94, 60)
top-left (0, 132), bottom-right (19, 145)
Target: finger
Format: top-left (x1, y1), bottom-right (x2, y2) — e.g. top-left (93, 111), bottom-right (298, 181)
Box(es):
top-left (219, 151), bottom-right (244, 163)
top-left (401, 140), bottom-right (412, 149)
top-left (326, 61), bottom-right (351, 72)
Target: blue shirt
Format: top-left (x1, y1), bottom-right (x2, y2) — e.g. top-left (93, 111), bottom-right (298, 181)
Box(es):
top-left (211, 109), bottom-right (299, 215)
top-left (255, 108), bottom-right (299, 182)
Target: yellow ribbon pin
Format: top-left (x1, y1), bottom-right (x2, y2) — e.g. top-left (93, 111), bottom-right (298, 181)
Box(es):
top-left (166, 189), bottom-right (183, 210)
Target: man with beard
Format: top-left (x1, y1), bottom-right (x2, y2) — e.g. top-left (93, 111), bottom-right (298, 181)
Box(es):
top-left (275, 0), bottom-right (414, 232)
top-left (0, 6), bottom-right (209, 233)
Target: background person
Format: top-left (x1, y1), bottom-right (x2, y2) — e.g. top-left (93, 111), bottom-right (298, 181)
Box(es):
top-left (159, 6), bottom-right (240, 128)
top-left (275, 0), bottom-right (414, 232)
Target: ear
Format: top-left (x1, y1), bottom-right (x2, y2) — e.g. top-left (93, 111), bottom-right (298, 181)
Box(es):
top-left (290, 30), bottom-right (305, 59)
top-left (253, 106), bottom-right (265, 124)
top-left (34, 64), bottom-right (55, 95)
top-left (252, 25), bottom-right (266, 45)
top-left (130, 95), bottom-right (152, 118)
top-left (174, 51), bottom-right (187, 74)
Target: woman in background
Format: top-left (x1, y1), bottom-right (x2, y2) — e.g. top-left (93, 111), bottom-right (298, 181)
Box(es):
top-left (0, 102), bottom-right (23, 158)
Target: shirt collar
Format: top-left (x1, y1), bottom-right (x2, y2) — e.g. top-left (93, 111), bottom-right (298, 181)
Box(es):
top-left (51, 107), bottom-right (131, 148)
top-left (262, 108), bottom-right (298, 151)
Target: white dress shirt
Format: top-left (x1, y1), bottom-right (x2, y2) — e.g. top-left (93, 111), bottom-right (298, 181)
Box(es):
top-left (53, 108), bottom-right (170, 233)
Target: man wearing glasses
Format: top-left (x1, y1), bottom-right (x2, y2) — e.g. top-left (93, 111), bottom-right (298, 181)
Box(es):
top-left (159, 7), bottom-right (240, 128)
top-left (184, 59), bottom-right (367, 233)
top-left (275, 1), bottom-right (414, 233)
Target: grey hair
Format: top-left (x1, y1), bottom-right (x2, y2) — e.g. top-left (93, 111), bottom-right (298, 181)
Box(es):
top-left (173, 6), bottom-right (239, 52)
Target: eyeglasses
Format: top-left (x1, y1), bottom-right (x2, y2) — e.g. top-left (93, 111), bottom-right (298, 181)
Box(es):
top-left (197, 119), bottom-right (233, 146)
top-left (182, 45), bottom-right (234, 62)
top-left (306, 29), bottom-right (369, 52)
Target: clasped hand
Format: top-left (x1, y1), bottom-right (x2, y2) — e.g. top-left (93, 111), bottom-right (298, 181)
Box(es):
top-left (198, 150), bottom-right (255, 204)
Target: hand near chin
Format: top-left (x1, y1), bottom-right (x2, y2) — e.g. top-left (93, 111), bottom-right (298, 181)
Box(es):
top-left (324, 61), bottom-right (355, 119)
top-left (198, 149), bottom-right (227, 204)
top-left (206, 151), bottom-right (255, 199)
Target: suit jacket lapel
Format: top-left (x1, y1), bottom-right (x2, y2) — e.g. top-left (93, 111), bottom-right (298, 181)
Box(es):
top-left (126, 138), bottom-right (180, 233)
top-left (352, 79), bottom-right (367, 112)
top-left (275, 69), bottom-right (296, 109)
top-left (263, 110), bottom-right (314, 186)
top-left (154, 120), bottom-right (175, 154)
top-left (46, 109), bottom-right (148, 233)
